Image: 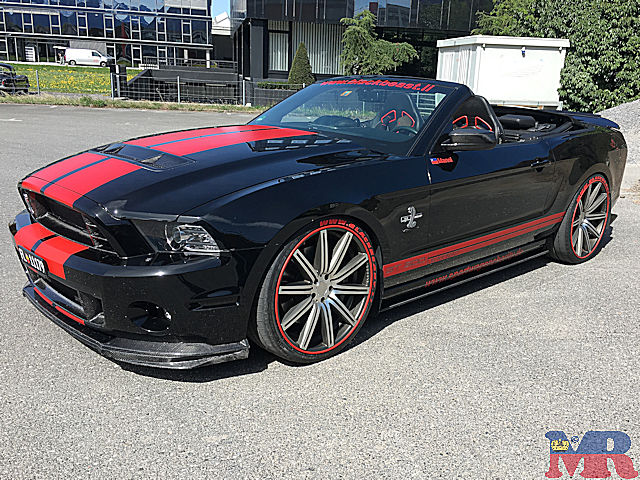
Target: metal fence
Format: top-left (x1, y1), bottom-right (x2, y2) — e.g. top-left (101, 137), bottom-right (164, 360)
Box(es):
top-left (112, 71), bottom-right (305, 106)
top-left (140, 57), bottom-right (237, 70)
top-left (5, 64), bottom-right (303, 106)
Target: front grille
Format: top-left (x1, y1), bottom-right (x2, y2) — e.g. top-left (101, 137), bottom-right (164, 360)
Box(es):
top-left (27, 268), bottom-right (104, 322)
top-left (23, 191), bottom-right (116, 254)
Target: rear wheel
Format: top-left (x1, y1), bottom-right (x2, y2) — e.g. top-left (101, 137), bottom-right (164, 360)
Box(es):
top-left (69, 60), bottom-right (76, 66)
top-left (254, 219), bottom-right (378, 363)
top-left (552, 174), bottom-right (610, 263)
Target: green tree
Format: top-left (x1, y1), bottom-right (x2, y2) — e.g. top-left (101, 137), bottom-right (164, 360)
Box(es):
top-left (288, 42), bottom-right (315, 86)
top-left (340, 10), bottom-right (418, 75)
top-left (475, 0), bottom-right (640, 111)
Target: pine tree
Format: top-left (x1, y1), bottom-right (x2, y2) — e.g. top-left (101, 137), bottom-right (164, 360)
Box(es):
top-left (288, 42), bottom-right (315, 86)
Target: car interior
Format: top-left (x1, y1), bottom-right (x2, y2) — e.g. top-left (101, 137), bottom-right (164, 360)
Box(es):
top-left (451, 95), bottom-right (578, 144)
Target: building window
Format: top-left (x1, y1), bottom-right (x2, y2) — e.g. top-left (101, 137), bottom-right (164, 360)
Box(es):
top-left (269, 31), bottom-right (288, 71)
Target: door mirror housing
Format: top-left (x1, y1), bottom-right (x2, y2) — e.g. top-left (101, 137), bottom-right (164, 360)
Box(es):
top-left (441, 128), bottom-right (497, 151)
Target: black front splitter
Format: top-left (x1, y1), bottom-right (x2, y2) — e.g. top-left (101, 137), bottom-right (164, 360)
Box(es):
top-left (23, 284), bottom-right (250, 369)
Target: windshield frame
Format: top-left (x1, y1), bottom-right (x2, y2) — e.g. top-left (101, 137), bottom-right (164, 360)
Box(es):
top-left (249, 77), bottom-right (457, 155)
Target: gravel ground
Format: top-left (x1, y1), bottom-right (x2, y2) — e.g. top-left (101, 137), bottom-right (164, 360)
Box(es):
top-left (600, 99), bottom-right (640, 164)
top-left (0, 104), bottom-right (638, 479)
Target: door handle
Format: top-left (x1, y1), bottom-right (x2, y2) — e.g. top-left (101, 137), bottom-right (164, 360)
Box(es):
top-left (530, 158), bottom-right (551, 169)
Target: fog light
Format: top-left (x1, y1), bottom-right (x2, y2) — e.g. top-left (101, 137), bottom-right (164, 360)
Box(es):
top-left (127, 301), bottom-right (171, 332)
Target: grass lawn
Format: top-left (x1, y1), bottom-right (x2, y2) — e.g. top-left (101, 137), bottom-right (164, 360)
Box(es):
top-left (6, 63), bottom-right (140, 94)
top-left (0, 93), bottom-right (266, 113)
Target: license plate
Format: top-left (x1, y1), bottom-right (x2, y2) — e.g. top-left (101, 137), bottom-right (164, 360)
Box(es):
top-left (17, 246), bottom-right (48, 276)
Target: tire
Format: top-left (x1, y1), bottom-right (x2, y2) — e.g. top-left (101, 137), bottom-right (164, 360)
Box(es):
top-left (552, 174), bottom-right (611, 264)
top-left (69, 60), bottom-right (76, 66)
top-left (100, 61), bottom-right (107, 67)
top-left (254, 219), bottom-right (378, 363)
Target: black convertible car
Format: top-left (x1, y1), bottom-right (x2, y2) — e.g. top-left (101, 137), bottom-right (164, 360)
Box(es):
top-left (10, 76), bottom-right (627, 368)
top-left (0, 63), bottom-right (29, 95)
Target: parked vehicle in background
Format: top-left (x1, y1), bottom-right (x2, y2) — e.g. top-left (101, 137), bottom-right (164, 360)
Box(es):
top-left (0, 63), bottom-right (29, 95)
top-left (64, 48), bottom-right (114, 67)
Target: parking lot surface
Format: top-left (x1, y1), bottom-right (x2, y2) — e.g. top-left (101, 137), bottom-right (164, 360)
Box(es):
top-left (1, 105), bottom-right (639, 479)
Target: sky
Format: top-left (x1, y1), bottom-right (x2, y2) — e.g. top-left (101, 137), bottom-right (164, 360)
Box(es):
top-left (212, 0), bottom-right (229, 17)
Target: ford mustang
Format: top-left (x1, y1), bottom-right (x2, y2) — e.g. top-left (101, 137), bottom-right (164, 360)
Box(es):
top-left (9, 76), bottom-right (627, 368)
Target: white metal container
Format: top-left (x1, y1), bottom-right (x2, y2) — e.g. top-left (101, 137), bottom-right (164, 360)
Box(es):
top-left (437, 35), bottom-right (570, 109)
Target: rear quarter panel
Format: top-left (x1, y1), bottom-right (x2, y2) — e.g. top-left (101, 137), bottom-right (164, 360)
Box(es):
top-left (545, 125), bottom-right (626, 213)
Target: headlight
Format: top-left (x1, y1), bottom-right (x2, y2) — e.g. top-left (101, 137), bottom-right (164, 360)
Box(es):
top-left (133, 220), bottom-right (224, 257)
top-left (165, 224), bottom-right (220, 254)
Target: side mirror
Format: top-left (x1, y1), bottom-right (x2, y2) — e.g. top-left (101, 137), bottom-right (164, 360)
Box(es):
top-left (441, 128), bottom-right (497, 151)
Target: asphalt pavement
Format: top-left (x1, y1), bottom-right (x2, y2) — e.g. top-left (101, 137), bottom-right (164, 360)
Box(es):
top-left (1, 104), bottom-right (639, 479)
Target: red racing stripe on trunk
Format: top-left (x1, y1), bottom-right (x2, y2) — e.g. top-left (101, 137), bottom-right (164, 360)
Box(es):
top-left (152, 128), bottom-right (315, 156)
top-left (125, 125), bottom-right (274, 147)
top-left (14, 222), bottom-right (55, 251)
top-left (43, 158), bottom-right (142, 207)
top-left (22, 152), bottom-right (107, 190)
top-left (383, 213), bottom-right (564, 277)
top-left (34, 235), bottom-right (89, 279)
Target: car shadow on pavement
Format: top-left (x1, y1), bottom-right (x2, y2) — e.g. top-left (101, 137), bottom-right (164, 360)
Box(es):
top-left (118, 346), bottom-right (277, 382)
top-left (121, 217), bottom-right (618, 382)
top-left (355, 215), bottom-right (618, 350)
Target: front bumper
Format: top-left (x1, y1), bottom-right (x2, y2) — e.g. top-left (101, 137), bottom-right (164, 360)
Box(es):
top-left (24, 283), bottom-right (249, 368)
top-left (11, 211), bottom-right (259, 369)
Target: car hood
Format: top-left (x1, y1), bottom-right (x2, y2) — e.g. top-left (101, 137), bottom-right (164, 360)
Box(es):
top-left (21, 125), bottom-right (376, 219)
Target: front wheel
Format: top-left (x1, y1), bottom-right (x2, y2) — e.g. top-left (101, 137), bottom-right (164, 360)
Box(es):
top-left (100, 61), bottom-right (107, 67)
top-left (253, 219), bottom-right (378, 363)
top-left (552, 174), bottom-right (611, 263)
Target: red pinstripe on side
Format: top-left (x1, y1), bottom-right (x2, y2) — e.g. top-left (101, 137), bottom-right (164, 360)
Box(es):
top-left (125, 125), bottom-right (275, 147)
top-left (151, 127), bottom-right (316, 156)
top-left (32, 236), bottom-right (89, 279)
top-left (14, 222), bottom-right (54, 251)
top-left (43, 158), bottom-right (141, 207)
top-left (21, 152), bottom-right (107, 192)
top-left (383, 213), bottom-right (564, 277)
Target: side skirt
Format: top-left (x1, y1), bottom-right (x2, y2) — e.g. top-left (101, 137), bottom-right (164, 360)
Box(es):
top-left (380, 241), bottom-right (548, 311)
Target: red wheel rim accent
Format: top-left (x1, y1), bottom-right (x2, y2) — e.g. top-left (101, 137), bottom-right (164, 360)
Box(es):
top-left (569, 176), bottom-right (610, 259)
top-left (274, 222), bottom-right (376, 355)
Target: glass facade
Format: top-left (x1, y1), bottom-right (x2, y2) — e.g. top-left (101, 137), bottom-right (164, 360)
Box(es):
top-left (0, 0), bottom-right (213, 64)
top-left (232, 0), bottom-right (492, 79)
top-left (232, 0), bottom-right (492, 31)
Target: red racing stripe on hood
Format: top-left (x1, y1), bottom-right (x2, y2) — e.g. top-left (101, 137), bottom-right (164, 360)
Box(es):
top-left (125, 125), bottom-right (274, 147)
top-left (22, 152), bottom-right (108, 192)
top-left (152, 127), bottom-right (315, 156)
top-left (43, 158), bottom-right (142, 208)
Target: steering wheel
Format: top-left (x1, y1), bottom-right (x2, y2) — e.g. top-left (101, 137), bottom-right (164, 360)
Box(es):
top-left (391, 125), bottom-right (418, 136)
top-left (313, 115), bottom-right (360, 128)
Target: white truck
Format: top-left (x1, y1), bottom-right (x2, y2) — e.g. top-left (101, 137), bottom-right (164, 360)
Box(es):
top-left (64, 48), bottom-right (114, 67)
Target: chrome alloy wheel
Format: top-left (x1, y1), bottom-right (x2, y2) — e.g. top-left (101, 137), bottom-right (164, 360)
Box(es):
top-left (274, 225), bottom-right (374, 354)
top-left (570, 177), bottom-right (610, 258)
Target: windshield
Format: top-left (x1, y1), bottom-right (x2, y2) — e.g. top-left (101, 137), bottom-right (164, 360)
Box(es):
top-left (250, 79), bottom-right (453, 154)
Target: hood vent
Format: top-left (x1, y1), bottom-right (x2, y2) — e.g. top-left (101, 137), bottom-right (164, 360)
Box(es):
top-left (94, 144), bottom-right (193, 170)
